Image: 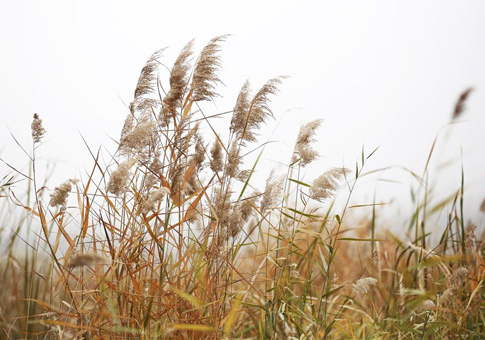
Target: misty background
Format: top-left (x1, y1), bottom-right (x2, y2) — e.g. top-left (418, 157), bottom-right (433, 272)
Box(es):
top-left (1, 0), bottom-right (485, 233)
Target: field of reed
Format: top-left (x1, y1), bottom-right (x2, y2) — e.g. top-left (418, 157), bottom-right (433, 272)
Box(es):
top-left (0, 36), bottom-right (483, 339)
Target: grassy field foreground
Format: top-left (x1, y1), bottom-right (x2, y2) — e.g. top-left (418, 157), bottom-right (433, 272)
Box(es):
top-left (0, 36), bottom-right (484, 339)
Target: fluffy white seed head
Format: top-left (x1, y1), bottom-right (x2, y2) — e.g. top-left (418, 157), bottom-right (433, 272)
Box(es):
top-left (292, 119), bottom-right (323, 167)
top-left (351, 277), bottom-right (378, 295)
top-left (310, 167), bottom-right (350, 201)
top-left (49, 180), bottom-right (72, 208)
top-left (31, 113), bottom-right (46, 144)
top-left (107, 158), bottom-right (138, 196)
top-left (140, 187), bottom-right (171, 214)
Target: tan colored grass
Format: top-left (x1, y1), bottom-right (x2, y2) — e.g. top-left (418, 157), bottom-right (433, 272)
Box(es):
top-left (0, 37), bottom-right (483, 339)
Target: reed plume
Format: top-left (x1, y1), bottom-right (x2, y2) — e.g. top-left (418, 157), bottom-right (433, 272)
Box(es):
top-left (293, 119), bottom-right (322, 166)
top-left (193, 136), bottom-right (205, 170)
top-left (226, 141), bottom-right (240, 178)
top-left (417, 299), bottom-right (436, 311)
top-left (67, 253), bottom-right (110, 268)
top-left (49, 180), bottom-right (72, 208)
top-left (119, 120), bottom-right (156, 155)
top-left (191, 35), bottom-right (227, 102)
top-left (163, 40), bottom-right (194, 115)
top-left (351, 277), bottom-right (377, 295)
top-left (131, 49), bottom-right (165, 119)
top-left (133, 49), bottom-right (164, 101)
top-left (310, 167), bottom-right (350, 201)
top-left (107, 158), bottom-right (137, 196)
top-left (232, 77), bottom-right (284, 145)
top-left (209, 139), bottom-right (223, 173)
top-left (140, 187), bottom-right (171, 214)
top-left (452, 87), bottom-right (473, 120)
top-left (261, 169), bottom-right (284, 211)
top-left (31, 113), bottom-right (46, 143)
top-left (230, 80), bottom-right (251, 138)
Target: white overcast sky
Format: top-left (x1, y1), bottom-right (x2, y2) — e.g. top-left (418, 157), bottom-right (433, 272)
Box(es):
top-left (1, 0), bottom-right (485, 226)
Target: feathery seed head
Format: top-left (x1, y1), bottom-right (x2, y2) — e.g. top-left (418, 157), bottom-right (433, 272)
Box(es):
top-left (170, 159), bottom-right (200, 200)
top-left (209, 139), bottom-right (223, 173)
top-left (465, 224), bottom-right (478, 251)
top-left (119, 120), bottom-right (156, 155)
top-left (310, 167), bottom-right (350, 201)
top-left (120, 114), bottom-right (134, 142)
top-left (140, 187), bottom-right (171, 214)
top-left (194, 136), bottom-right (206, 170)
top-left (185, 166), bottom-right (200, 196)
top-left (215, 195), bottom-right (249, 241)
top-left (239, 198), bottom-right (254, 222)
top-left (417, 299), bottom-right (436, 311)
top-left (191, 35), bottom-right (227, 102)
top-left (31, 113), bottom-right (46, 144)
top-left (452, 87), bottom-right (473, 120)
top-left (230, 80), bottom-right (251, 137)
top-left (351, 277), bottom-right (377, 295)
top-left (293, 119), bottom-right (323, 167)
top-left (449, 267), bottom-right (468, 288)
top-left (49, 180), bottom-right (72, 208)
top-left (67, 253), bottom-right (110, 268)
top-left (212, 186), bottom-right (234, 240)
top-left (181, 123), bottom-right (200, 156)
top-left (144, 152), bottom-right (163, 190)
top-left (237, 77), bottom-right (283, 144)
top-left (226, 141), bottom-right (240, 178)
top-left (440, 288), bottom-right (455, 306)
top-left (134, 98), bottom-right (161, 120)
top-left (227, 207), bottom-right (243, 239)
top-left (261, 169), bottom-right (284, 211)
top-left (158, 105), bottom-right (172, 128)
top-left (134, 48), bottom-right (165, 102)
top-left (107, 158), bottom-right (137, 196)
top-left (163, 40), bottom-right (194, 114)
top-left (237, 169), bottom-right (251, 182)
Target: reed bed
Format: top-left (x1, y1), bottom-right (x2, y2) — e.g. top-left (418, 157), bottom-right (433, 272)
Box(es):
top-left (0, 36), bottom-right (483, 339)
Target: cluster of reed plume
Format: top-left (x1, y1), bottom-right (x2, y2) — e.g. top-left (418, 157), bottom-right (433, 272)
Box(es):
top-left (1, 36), bottom-right (483, 339)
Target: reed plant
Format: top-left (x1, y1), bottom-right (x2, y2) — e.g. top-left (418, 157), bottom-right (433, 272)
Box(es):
top-left (0, 36), bottom-right (483, 339)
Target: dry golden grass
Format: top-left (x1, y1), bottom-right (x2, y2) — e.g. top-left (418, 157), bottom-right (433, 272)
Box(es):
top-left (0, 37), bottom-right (483, 339)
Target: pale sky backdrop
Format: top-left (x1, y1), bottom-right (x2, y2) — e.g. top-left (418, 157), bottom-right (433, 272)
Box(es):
top-left (1, 1), bottom-right (485, 232)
